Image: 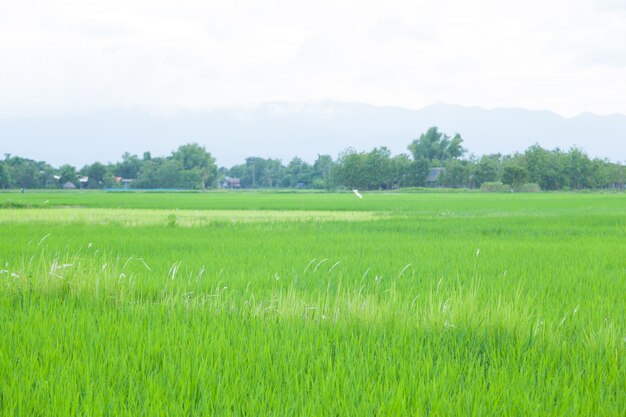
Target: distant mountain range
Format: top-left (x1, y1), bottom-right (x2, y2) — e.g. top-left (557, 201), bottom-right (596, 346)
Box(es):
top-left (2, 101), bottom-right (625, 167)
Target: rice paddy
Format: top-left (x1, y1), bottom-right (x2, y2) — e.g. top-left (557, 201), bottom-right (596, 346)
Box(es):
top-left (1, 190), bottom-right (625, 416)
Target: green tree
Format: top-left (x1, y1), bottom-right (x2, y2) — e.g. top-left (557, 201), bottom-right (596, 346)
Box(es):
top-left (365, 147), bottom-right (393, 189)
top-left (335, 148), bottom-right (368, 189)
top-left (58, 164), bottom-right (78, 186)
top-left (389, 154), bottom-right (413, 188)
top-left (408, 158), bottom-right (430, 187)
top-left (83, 162), bottom-right (107, 185)
top-left (245, 157), bottom-right (264, 188)
top-left (283, 157), bottom-right (312, 187)
top-left (501, 158), bottom-right (528, 187)
top-left (524, 145), bottom-right (565, 190)
top-left (0, 162), bottom-right (9, 188)
top-left (473, 155), bottom-right (501, 187)
top-left (135, 160), bottom-right (161, 188)
top-left (116, 153), bottom-right (142, 179)
top-left (156, 159), bottom-right (184, 188)
top-left (4, 157), bottom-right (41, 188)
top-left (171, 143), bottom-right (218, 188)
top-left (312, 154), bottom-right (334, 190)
top-left (227, 157), bottom-right (286, 188)
top-left (408, 127), bottom-right (465, 163)
top-left (442, 159), bottom-right (471, 188)
top-left (261, 159), bottom-right (285, 187)
top-left (564, 147), bottom-right (593, 189)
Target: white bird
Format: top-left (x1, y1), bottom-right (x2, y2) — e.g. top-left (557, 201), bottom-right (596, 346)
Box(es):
top-left (352, 189), bottom-right (363, 199)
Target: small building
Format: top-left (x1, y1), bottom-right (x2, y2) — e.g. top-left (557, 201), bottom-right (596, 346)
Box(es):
top-left (121, 179), bottom-right (134, 189)
top-left (63, 181), bottom-right (77, 190)
top-left (222, 177), bottom-right (241, 189)
top-left (78, 176), bottom-right (89, 189)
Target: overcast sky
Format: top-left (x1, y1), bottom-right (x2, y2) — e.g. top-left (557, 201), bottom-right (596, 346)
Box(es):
top-left (1, 0), bottom-right (626, 118)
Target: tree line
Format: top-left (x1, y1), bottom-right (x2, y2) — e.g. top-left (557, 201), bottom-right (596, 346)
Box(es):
top-left (1, 128), bottom-right (624, 191)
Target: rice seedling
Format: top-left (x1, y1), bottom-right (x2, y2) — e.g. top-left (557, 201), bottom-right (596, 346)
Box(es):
top-left (0, 191), bottom-right (624, 415)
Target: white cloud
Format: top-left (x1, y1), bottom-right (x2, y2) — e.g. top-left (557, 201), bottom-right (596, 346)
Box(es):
top-left (0, 0), bottom-right (625, 118)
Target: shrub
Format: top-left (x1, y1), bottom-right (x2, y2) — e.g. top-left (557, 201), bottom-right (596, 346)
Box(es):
top-left (480, 182), bottom-right (512, 192)
top-left (514, 183), bottom-right (542, 193)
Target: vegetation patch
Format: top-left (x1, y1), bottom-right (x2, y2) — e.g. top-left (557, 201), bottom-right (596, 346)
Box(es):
top-left (0, 208), bottom-right (379, 226)
top-left (0, 192), bottom-right (625, 416)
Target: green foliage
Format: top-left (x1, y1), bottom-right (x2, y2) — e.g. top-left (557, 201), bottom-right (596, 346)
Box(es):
top-left (389, 154), bottom-right (413, 188)
top-left (408, 127), bottom-right (466, 163)
top-left (83, 162), bottom-right (107, 186)
top-left (312, 154), bottom-right (334, 190)
top-left (501, 158), bottom-right (528, 187)
top-left (442, 159), bottom-right (471, 188)
top-left (513, 182), bottom-right (542, 192)
top-left (409, 158), bottom-right (430, 187)
top-left (171, 143), bottom-right (218, 188)
top-left (480, 181), bottom-right (512, 192)
top-left (0, 162), bottom-right (9, 188)
top-left (524, 145), bottom-right (566, 190)
top-left (1, 192), bottom-right (625, 415)
top-left (58, 164), bottom-right (78, 186)
top-left (1, 130), bottom-right (624, 191)
top-left (282, 157), bottom-right (313, 187)
top-left (473, 155), bottom-right (501, 186)
top-left (115, 152), bottom-right (142, 179)
top-left (334, 148), bottom-right (368, 189)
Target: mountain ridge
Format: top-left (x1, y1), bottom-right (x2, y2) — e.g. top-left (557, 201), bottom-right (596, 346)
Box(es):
top-left (2, 101), bottom-right (625, 167)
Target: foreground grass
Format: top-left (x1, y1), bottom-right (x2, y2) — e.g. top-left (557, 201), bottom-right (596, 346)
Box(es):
top-left (1, 192), bottom-right (625, 415)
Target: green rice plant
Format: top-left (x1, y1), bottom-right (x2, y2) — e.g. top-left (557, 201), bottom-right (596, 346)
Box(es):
top-left (0, 191), bottom-right (624, 416)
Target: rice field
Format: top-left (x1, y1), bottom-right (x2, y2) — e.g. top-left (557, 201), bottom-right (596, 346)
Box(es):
top-left (1, 191), bottom-right (625, 416)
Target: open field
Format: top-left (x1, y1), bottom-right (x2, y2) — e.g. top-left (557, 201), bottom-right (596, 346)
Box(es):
top-left (1, 191), bottom-right (625, 415)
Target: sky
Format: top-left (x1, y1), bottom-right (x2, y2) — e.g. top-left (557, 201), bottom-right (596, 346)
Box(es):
top-left (1, 0), bottom-right (626, 119)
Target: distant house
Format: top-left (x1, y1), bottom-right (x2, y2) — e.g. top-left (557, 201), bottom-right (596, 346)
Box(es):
top-left (78, 176), bottom-right (89, 189)
top-left (121, 179), bottom-right (134, 189)
top-left (63, 181), bottom-right (77, 190)
top-left (222, 177), bottom-right (241, 189)
top-left (426, 167), bottom-right (445, 185)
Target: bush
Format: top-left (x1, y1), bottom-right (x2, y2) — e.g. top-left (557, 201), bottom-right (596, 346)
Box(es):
top-left (514, 183), bottom-right (542, 193)
top-left (480, 182), bottom-right (512, 193)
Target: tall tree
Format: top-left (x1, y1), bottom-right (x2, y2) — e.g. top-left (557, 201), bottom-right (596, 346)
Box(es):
top-left (312, 154), bottom-right (334, 190)
top-left (58, 164), bottom-right (78, 186)
top-left (564, 147), bottom-right (593, 189)
top-left (365, 147), bottom-right (393, 189)
top-left (171, 143), bottom-right (218, 188)
top-left (524, 145), bottom-right (565, 190)
top-left (335, 148), bottom-right (368, 189)
top-left (501, 157), bottom-right (528, 187)
top-left (473, 155), bottom-right (501, 186)
top-left (83, 162), bottom-right (107, 185)
top-left (408, 127), bottom-right (465, 163)
top-left (442, 159), bottom-right (471, 188)
top-left (0, 162), bottom-right (9, 188)
top-left (389, 154), bottom-right (413, 188)
top-left (116, 152), bottom-right (142, 179)
top-left (283, 157), bottom-right (312, 187)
